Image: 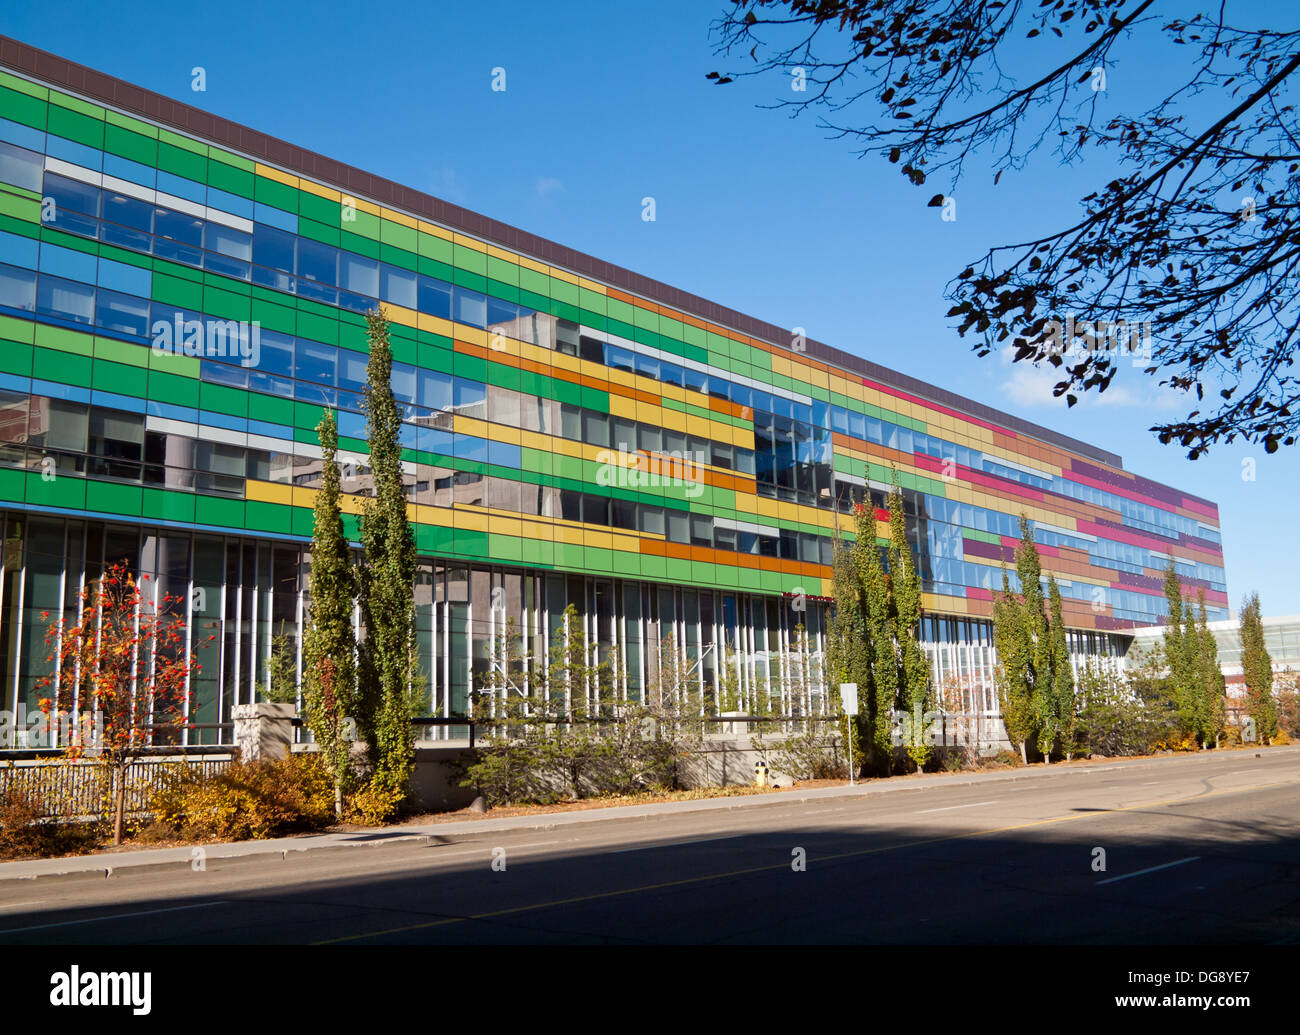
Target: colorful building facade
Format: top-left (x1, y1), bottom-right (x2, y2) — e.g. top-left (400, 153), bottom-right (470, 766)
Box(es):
top-left (0, 38), bottom-right (1228, 743)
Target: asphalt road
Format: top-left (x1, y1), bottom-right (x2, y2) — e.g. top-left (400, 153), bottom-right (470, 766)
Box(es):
top-left (2, 749), bottom-right (1298, 944)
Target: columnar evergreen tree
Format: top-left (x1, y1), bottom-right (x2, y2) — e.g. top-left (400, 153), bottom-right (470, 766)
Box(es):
top-left (860, 504), bottom-right (896, 774)
top-left (886, 485), bottom-right (930, 769)
top-left (355, 307), bottom-right (417, 803)
top-left (303, 410), bottom-right (356, 818)
top-left (1161, 559), bottom-right (1198, 739)
top-left (1046, 576), bottom-right (1077, 760)
top-left (1191, 593), bottom-right (1227, 749)
top-left (825, 484), bottom-right (929, 776)
top-left (993, 569), bottom-right (1035, 765)
top-left (827, 530), bottom-right (871, 774)
top-left (1240, 592), bottom-right (1278, 744)
top-left (991, 515), bottom-right (1072, 763)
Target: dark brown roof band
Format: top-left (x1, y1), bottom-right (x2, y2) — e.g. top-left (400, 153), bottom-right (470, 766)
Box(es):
top-left (1, 33), bottom-right (1150, 480)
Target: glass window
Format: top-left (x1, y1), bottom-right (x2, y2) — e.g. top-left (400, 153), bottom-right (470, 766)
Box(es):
top-left (454, 287), bottom-right (487, 328)
top-left (337, 252), bottom-right (377, 297)
top-left (453, 377), bottom-right (487, 418)
top-left (0, 263), bottom-right (36, 312)
top-left (89, 408), bottom-right (144, 479)
top-left (640, 505), bottom-right (665, 536)
top-left (36, 274), bottom-right (94, 324)
top-left (659, 362), bottom-right (684, 388)
top-left (296, 340), bottom-right (337, 385)
top-left (665, 510), bottom-right (689, 544)
top-left (561, 491), bottom-right (582, 523)
top-left (45, 172), bottom-right (100, 217)
top-left (419, 369), bottom-right (452, 411)
top-left (101, 192), bottom-right (153, 251)
top-left (611, 499), bottom-right (638, 530)
top-left (33, 399), bottom-right (89, 453)
top-left (336, 349), bottom-right (367, 392)
top-left (0, 141), bottom-right (42, 193)
top-left (611, 416), bottom-right (637, 450)
top-left (256, 330), bottom-right (294, 378)
top-left (381, 263), bottom-right (416, 307)
top-left (202, 357), bottom-right (247, 389)
top-left (560, 403), bottom-right (582, 441)
top-left (153, 208), bottom-right (203, 265)
top-left (253, 223), bottom-right (295, 273)
top-left (635, 354), bottom-right (660, 381)
top-left (95, 289), bottom-right (150, 338)
top-left (296, 239), bottom-right (338, 302)
top-left (207, 223), bottom-right (251, 260)
top-left (638, 424), bottom-right (662, 453)
top-left (486, 297), bottom-right (518, 328)
top-left (582, 495), bottom-right (609, 526)
top-left (606, 344), bottom-right (635, 373)
top-left (582, 410), bottom-right (609, 448)
top-left (683, 367), bottom-right (707, 393)
top-left (417, 276), bottom-right (452, 319)
top-left (690, 514), bottom-right (713, 548)
top-left (487, 384), bottom-right (521, 427)
top-left (391, 362), bottom-right (417, 405)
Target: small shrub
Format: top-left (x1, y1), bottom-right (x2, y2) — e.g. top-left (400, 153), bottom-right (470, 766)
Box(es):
top-left (345, 780), bottom-right (405, 825)
top-left (151, 754), bottom-right (335, 841)
top-left (773, 719), bottom-right (847, 782)
top-left (1152, 732), bottom-right (1200, 752)
top-left (0, 786), bottom-right (45, 857)
top-left (0, 787), bottom-right (100, 859)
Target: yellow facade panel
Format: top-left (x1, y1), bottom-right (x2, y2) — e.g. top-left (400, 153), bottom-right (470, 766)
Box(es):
top-left (254, 163), bottom-right (298, 188)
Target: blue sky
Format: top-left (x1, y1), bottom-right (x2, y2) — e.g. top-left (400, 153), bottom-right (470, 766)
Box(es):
top-left (3, 0), bottom-right (1296, 616)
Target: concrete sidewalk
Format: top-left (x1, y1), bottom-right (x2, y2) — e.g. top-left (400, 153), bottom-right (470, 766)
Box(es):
top-left (2, 744), bottom-right (1292, 882)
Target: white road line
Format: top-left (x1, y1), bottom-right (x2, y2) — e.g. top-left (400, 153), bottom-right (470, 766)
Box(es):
top-left (916, 800), bottom-right (999, 814)
top-left (1096, 856), bottom-right (1200, 886)
top-left (0, 900), bottom-right (225, 935)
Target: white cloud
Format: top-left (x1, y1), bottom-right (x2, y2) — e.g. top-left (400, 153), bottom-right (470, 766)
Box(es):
top-left (536, 177), bottom-right (564, 198)
top-left (997, 345), bottom-right (1184, 411)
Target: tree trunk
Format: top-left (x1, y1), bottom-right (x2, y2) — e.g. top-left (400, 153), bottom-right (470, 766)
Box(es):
top-left (113, 762), bottom-right (127, 845)
top-left (335, 781), bottom-right (344, 821)
top-left (1019, 741), bottom-right (1027, 765)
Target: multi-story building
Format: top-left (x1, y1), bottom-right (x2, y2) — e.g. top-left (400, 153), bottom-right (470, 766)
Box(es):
top-left (0, 37), bottom-right (1228, 743)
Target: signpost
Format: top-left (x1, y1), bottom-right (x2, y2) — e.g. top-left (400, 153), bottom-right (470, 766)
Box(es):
top-left (840, 683), bottom-right (858, 787)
